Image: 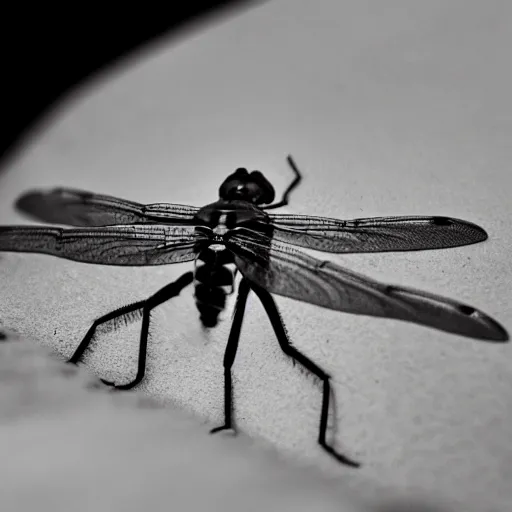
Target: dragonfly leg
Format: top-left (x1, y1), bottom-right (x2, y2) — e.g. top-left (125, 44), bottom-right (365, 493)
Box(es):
top-left (249, 283), bottom-right (360, 468)
top-left (68, 271), bottom-right (194, 390)
top-left (68, 301), bottom-right (146, 365)
top-left (261, 155), bottom-right (302, 210)
top-left (210, 278), bottom-right (251, 435)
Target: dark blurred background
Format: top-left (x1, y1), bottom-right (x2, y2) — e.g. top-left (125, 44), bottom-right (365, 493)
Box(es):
top-left (0, 1), bottom-right (258, 165)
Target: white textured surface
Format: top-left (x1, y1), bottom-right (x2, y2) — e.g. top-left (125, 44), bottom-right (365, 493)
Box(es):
top-left (0, 332), bottom-right (366, 512)
top-left (1, 1), bottom-right (511, 511)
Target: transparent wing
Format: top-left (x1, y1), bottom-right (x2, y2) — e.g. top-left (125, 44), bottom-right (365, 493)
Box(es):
top-left (16, 188), bottom-right (200, 226)
top-left (227, 230), bottom-right (507, 342)
top-left (268, 214), bottom-right (488, 253)
top-left (0, 224), bottom-right (203, 266)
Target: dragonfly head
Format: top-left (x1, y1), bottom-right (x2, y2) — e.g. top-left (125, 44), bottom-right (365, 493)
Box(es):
top-left (219, 168), bottom-right (275, 205)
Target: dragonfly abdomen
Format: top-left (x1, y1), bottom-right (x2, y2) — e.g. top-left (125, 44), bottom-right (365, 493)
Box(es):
top-left (194, 245), bottom-right (236, 327)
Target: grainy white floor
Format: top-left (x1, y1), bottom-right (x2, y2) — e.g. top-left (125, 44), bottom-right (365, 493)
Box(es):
top-left (1, 1), bottom-right (511, 511)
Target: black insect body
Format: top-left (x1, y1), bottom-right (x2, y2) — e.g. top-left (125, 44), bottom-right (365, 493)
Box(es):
top-left (0, 156), bottom-right (508, 468)
top-left (192, 176), bottom-right (274, 328)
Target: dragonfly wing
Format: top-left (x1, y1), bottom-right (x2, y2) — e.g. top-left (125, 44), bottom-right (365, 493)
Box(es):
top-left (0, 224), bottom-right (203, 265)
top-left (227, 230), bottom-right (507, 342)
top-left (269, 214), bottom-right (488, 253)
top-left (16, 188), bottom-right (199, 226)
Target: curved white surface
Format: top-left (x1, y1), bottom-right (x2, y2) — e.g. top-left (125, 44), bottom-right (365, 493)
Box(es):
top-left (1, 1), bottom-right (511, 510)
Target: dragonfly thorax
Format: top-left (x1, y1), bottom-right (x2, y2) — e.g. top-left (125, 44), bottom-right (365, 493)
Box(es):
top-left (213, 214), bottom-right (229, 236)
top-left (219, 167), bottom-right (275, 205)
top-left (194, 200), bottom-right (271, 230)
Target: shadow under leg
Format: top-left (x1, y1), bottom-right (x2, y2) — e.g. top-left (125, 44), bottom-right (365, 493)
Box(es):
top-left (69, 271), bottom-right (194, 390)
top-left (210, 278), bottom-right (251, 434)
top-left (249, 282), bottom-right (360, 468)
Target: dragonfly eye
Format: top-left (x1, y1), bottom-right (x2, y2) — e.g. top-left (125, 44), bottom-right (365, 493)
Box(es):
top-left (233, 168), bottom-right (249, 177)
top-left (249, 171), bottom-right (275, 205)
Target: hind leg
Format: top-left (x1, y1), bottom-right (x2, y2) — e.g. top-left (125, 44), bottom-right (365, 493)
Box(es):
top-left (69, 271), bottom-right (194, 389)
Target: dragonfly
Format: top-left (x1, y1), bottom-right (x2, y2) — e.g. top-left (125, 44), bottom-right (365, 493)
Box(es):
top-left (0, 156), bottom-right (508, 468)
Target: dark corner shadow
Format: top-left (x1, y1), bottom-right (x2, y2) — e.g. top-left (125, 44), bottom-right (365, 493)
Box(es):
top-left (0, 0), bottom-right (265, 170)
